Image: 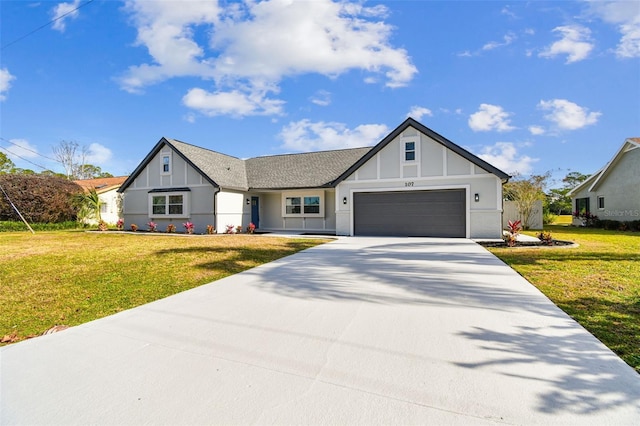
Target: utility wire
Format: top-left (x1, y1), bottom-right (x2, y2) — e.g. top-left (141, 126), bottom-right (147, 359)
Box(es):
top-left (1, 0), bottom-right (95, 51)
top-left (0, 146), bottom-right (50, 171)
top-left (0, 183), bottom-right (35, 233)
top-left (0, 137), bottom-right (59, 163)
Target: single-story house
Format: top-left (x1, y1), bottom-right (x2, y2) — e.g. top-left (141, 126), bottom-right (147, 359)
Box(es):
top-left (74, 176), bottom-right (128, 225)
top-left (118, 118), bottom-right (510, 238)
top-left (569, 137), bottom-right (640, 225)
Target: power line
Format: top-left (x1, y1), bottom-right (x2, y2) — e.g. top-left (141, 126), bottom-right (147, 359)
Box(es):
top-left (1, 0), bottom-right (95, 51)
top-left (0, 137), bottom-right (59, 163)
top-left (0, 146), bottom-right (50, 171)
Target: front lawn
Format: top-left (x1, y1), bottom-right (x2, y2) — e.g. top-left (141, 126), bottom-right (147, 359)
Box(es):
top-left (0, 231), bottom-right (328, 344)
top-left (486, 225), bottom-right (640, 373)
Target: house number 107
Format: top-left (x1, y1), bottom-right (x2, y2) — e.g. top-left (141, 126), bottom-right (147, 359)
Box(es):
top-left (405, 181), bottom-right (414, 187)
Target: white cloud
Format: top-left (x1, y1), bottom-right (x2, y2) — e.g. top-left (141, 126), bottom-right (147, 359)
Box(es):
top-left (120, 0), bottom-right (416, 116)
top-left (528, 125), bottom-right (545, 135)
top-left (407, 106), bottom-right (432, 120)
top-left (51, 0), bottom-right (81, 32)
top-left (279, 119), bottom-right (389, 152)
top-left (477, 142), bottom-right (537, 175)
top-left (482, 32), bottom-right (516, 51)
top-left (182, 87), bottom-right (285, 117)
top-left (539, 25), bottom-right (594, 63)
top-left (0, 68), bottom-right (16, 101)
top-left (587, 1), bottom-right (640, 58)
top-left (310, 90), bottom-right (331, 106)
top-left (538, 99), bottom-right (601, 130)
top-left (86, 143), bottom-right (112, 165)
top-left (468, 104), bottom-right (516, 132)
top-left (4, 139), bottom-right (40, 161)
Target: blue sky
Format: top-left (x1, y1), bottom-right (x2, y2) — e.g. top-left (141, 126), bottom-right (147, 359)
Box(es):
top-left (1, 0), bottom-right (639, 186)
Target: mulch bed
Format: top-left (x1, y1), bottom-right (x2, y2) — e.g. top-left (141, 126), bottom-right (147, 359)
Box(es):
top-left (478, 240), bottom-right (577, 248)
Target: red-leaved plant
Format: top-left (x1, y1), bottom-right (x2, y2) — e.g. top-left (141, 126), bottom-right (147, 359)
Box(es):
top-left (183, 222), bottom-right (194, 234)
top-left (503, 219), bottom-right (522, 247)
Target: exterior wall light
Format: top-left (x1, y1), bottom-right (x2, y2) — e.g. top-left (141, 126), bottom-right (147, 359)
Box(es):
top-left (343, 197), bottom-right (347, 205)
top-left (246, 198), bottom-right (250, 205)
top-left (474, 193), bottom-right (480, 202)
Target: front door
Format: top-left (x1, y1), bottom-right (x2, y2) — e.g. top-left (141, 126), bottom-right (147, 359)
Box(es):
top-left (251, 196), bottom-right (260, 228)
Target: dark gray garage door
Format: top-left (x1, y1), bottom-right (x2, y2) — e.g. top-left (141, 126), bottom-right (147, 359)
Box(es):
top-left (353, 189), bottom-right (466, 237)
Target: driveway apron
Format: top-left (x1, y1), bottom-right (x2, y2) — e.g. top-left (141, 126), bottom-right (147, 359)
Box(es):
top-left (1, 237), bottom-right (639, 425)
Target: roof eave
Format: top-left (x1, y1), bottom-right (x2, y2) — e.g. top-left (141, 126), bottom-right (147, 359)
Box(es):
top-left (331, 118), bottom-right (511, 186)
top-left (118, 137), bottom-right (220, 193)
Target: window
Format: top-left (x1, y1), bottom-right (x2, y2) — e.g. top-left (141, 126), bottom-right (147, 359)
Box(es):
top-left (405, 141), bottom-right (416, 161)
top-left (282, 192), bottom-right (324, 217)
top-left (286, 197), bottom-right (301, 214)
top-left (304, 196), bottom-right (320, 214)
top-left (161, 154), bottom-right (171, 174)
top-left (575, 197), bottom-right (590, 214)
top-left (598, 196), bottom-right (605, 209)
top-left (149, 191), bottom-right (188, 217)
top-left (100, 203), bottom-right (108, 214)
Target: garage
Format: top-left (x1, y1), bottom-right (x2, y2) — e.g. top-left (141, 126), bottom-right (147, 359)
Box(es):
top-left (353, 189), bottom-right (466, 237)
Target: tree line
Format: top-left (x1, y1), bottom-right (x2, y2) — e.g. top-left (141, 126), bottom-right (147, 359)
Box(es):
top-left (0, 141), bottom-right (113, 179)
top-left (0, 141), bottom-right (117, 225)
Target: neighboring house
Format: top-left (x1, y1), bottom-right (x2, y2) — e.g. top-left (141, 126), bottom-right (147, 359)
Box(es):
top-left (569, 137), bottom-right (640, 225)
top-left (118, 118), bottom-right (510, 238)
top-left (74, 176), bottom-right (128, 225)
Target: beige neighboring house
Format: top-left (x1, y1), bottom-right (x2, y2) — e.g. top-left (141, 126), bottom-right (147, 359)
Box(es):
top-left (569, 137), bottom-right (640, 225)
top-left (74, 176), bottom-right (128, 225)
top-left (118, 118), bottom-right (510, 238)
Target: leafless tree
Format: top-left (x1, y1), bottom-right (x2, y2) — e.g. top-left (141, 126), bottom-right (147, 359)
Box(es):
top-left (52, 141), bottom-right (91, 180)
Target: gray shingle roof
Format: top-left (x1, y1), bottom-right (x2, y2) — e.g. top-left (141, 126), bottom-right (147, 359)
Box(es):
top-left (166, 139), bottom-right (248, 190)
top-left (246, 148), bottom-right (371, 189)
top-left (119, 118), bottom-right (509, 194)
top-left (161, 140), bottom-right (370, 191)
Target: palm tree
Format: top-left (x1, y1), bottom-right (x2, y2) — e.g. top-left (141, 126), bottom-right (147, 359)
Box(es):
top-left (75, 188), bottom-right (102, 224)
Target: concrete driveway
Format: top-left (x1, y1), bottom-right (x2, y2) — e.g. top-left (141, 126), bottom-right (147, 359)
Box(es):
top-left (1, 237), bottom-right (639, 425)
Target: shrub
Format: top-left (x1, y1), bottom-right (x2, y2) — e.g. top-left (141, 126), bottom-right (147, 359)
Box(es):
top-left (0, 221), bottom-right (84, 232)
top-left (147, 221), bottom-right (157, 232)
top-left (247, 222), bottom-right (256, 234)
top-left (536, 230), bottom-right (553, 245)
top-left (206, 225), bottom-right (215, 234)
top-left (235, 225), bottom-right (243, 234)
top-left (0, 174), bottom-right (81, 223)
top-left (573, 211), bottom-right (598, 227)
top-left (116, 218), bottom-right (124, 231)
top-left (542, 211), bottom-right (557, 225)
top-left (97, 220), bottom-right (108, 231)
top-left (166, 224), bottom-right (176, 233)
top-left (130, 223), bottom-right (138, 232)
top-left (503, 219), bottom-right (522, 247)
top-left (183, 222), bottom-right (194, 234)
top-left (224, 224), bottom-right (235, 234)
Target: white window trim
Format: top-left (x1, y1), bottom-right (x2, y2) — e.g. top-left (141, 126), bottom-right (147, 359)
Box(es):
top-left (400, 136), bottom-right (420, 165)
top-left (148, 191), bottom-right (190, 218)
top-left (281, 191), bottom-right (324, 218)
top-left (160, 151), bottom-right (172, 176)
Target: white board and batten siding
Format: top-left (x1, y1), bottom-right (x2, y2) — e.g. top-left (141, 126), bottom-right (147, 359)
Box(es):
top-left (335, 127), bottom-right (504, 238)
top-left (122, 145), bottom-right (217, 233)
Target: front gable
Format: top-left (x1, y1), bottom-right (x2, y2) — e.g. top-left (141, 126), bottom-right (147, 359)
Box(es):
top-left (335, 118), bottom-right (509, 184)
top-left (119, 138), bottom-right (218, 193)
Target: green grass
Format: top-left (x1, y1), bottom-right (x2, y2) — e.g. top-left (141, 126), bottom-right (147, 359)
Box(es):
top-left (0, 231), bottom-right (329, 344)
top-left (486, 225), bottom-right (640, 373)
top-left (552, 214), bottom-right (573, 225)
